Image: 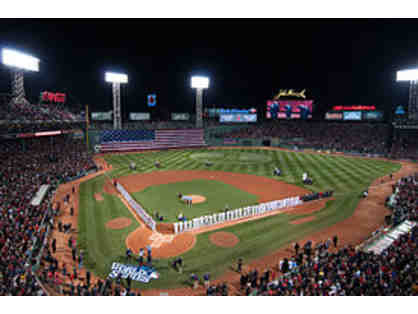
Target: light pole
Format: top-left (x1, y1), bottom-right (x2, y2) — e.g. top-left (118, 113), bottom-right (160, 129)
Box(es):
top-left (105, 72), bottom-right (128, 129)
top-left (397, 69), bottom-right (418, 121)
top-left (1, 48), bottom-right (39, 105)
top-left (191, 76), bottom-right (209, 128)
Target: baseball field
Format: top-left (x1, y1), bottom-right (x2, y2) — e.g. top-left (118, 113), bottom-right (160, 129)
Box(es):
top-left (76, 148), bottom-right (401, 290)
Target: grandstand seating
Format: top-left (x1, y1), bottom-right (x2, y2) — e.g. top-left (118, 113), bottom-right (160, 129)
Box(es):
top-left (99, 129), bottom-right (206, 152)
top-left (390, 132), bottom-right (418, 160)
top-left (218, 121), bottom-right (390, 154)
top-left (0, 136), bottom-right (96, 296)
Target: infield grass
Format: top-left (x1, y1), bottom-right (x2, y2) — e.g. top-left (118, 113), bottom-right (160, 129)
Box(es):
top-left (77, 148), bottom-right (401, 290)
top-left (132, 179), bottom-right (259, 222)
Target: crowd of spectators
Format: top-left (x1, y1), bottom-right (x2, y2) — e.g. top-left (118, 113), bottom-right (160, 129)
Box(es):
top-left (386, 173), bottom-right (417, 225)
top-left (218, 121), bottom-right (390, 154)
top-left (0, 102), bottom-right (82, 123)
top-left (390, 132), bottom-right (418, 160)
top-left (0, 122), bottom-right (85, 135)
top-left (0, 135), bottom-right (96, 295)
top-left (237, 173), bottom-right (417, 296)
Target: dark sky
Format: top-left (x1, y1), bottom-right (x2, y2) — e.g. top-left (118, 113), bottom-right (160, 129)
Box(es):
top-left (1, 19), bottom-right (418, 119)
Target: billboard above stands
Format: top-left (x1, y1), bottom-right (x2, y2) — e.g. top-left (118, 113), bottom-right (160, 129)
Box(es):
top-left (343, 111), bottom-right (362, 121)
top-left (130, 112), bottom-right (150, 120)
top-left (92, 112), bottom-right (112, 121)
top-left (171, 113), bottom-right (190, 120)
top-left (219, 114), bottom-right (257, 123)
top-left (363, 111), bottom-right (383, 120)
top-left (205, 108), bottom-right (257, 118)
top-left (41, 92), bottom-right (66, 103)
top-left (266, 100), bottom-right (313, 119)
top-left (325, 112), bottom-right (343, 120)
top-left (332, 105), bottom-right (376, 111)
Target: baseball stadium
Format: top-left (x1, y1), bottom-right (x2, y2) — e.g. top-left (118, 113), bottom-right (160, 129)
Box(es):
top-left (1, 20), bottom-right (418, 298)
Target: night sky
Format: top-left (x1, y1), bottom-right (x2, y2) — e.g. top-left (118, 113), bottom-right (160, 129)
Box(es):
top-left (1, 19), bottom-right (418, 119)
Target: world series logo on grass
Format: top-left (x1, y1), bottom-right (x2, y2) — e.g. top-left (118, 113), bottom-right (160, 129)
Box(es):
top-left (108, 262), bottom-right (159, 283)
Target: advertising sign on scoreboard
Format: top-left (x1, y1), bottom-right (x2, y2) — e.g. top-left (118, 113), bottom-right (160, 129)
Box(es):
top-left (171, 113), bottom-right (190, 121)
top-left (219, 114), bottom-right (257, 123)
top-left (332, 105), bottom-right (376, 111)
top-left (325, 112), bottom-right (343, 120)
top-left (206, 108), bottom-right (257, 118)
top-left (129, 112), bottom-right (150, 120)
top-left (266, 100), bottom-right (313, 119)
top-left (363, 111), bottom-right (383, 120)
top-left (92, 112), bottom-right (112, 121)
top-left (343, 111), bottom-right (362, 121)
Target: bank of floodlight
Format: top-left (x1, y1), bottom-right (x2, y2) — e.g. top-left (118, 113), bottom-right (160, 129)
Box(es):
top-left (191, 76), bottom-right (209, 89)
top-left (105, 72), bottom-right (128, 84)
top-left (1, 48), bottom-right (39, 72)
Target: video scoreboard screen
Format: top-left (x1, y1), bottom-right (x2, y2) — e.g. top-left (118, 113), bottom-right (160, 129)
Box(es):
top-left (266, 100), bottom-right (313, 119)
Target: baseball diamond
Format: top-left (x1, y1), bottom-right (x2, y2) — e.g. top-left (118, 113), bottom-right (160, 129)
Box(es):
top-left (72, 147), bottom-right (408, 291)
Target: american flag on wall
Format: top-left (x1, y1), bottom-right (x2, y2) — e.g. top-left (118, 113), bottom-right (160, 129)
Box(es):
top-left (100, 129), bottom-right (206, 152)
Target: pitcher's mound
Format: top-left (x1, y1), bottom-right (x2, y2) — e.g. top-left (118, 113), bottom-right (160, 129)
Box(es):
top-left (94, 193), bottom-right (104, 201)
top-left (182, 195), bottom-right (206, 204)
top-left (210, 232), bottom-right (239, 248)
top-left (106, 217), bottom-right (132, 230)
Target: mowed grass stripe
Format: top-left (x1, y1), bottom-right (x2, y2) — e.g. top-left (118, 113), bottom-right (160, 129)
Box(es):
top-left (275, 151), bottom-right (294, 181)
top-left (281, 151), bottom-right (299, 184)
top-left (343, 158), bottom-right (385, 178)
top-left (316, 155), bottom-right (366, 191)
top-left (291, 152), bottom-right (328, 190)
top-left (300, 153), bottom-right (348, 191)
top-left (331, 156), bottom-right (383, 186)
top-left (321, 155), bottom-right (375, 188)
top-left (306, 154), bottom-right (355, 191)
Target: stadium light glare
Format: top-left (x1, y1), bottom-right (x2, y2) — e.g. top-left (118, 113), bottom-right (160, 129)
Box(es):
top-left (191, 76), bottom-right (209, 89)
top-left (396, 69), bottom-right (418, 81)
top-left (1, 48), bottom-right (39, 72)
top-left (105, 72), bottom-right (128, 84)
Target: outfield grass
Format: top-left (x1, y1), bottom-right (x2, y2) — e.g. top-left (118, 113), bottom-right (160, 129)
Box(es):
top-left (77, 148), bottom-right (401, 289)
top-left (132, 179), bottom-right (259, 222)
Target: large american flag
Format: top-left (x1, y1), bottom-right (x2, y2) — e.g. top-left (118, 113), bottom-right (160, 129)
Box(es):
top-left (100, 129), bottom-right (206, 152)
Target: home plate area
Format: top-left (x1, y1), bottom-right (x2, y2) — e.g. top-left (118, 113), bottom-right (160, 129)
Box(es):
top-left (148, 233), bottom-right (175, 248)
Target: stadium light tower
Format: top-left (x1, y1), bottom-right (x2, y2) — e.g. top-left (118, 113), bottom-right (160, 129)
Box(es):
top-left (397, 69), bottom-right (418, 120)
top-left (1, 48), bottom-right (39, 105)
top-left (105, 72), bottom-right (128, 129)
top-left (191, 76), bottom-right (209, 128)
